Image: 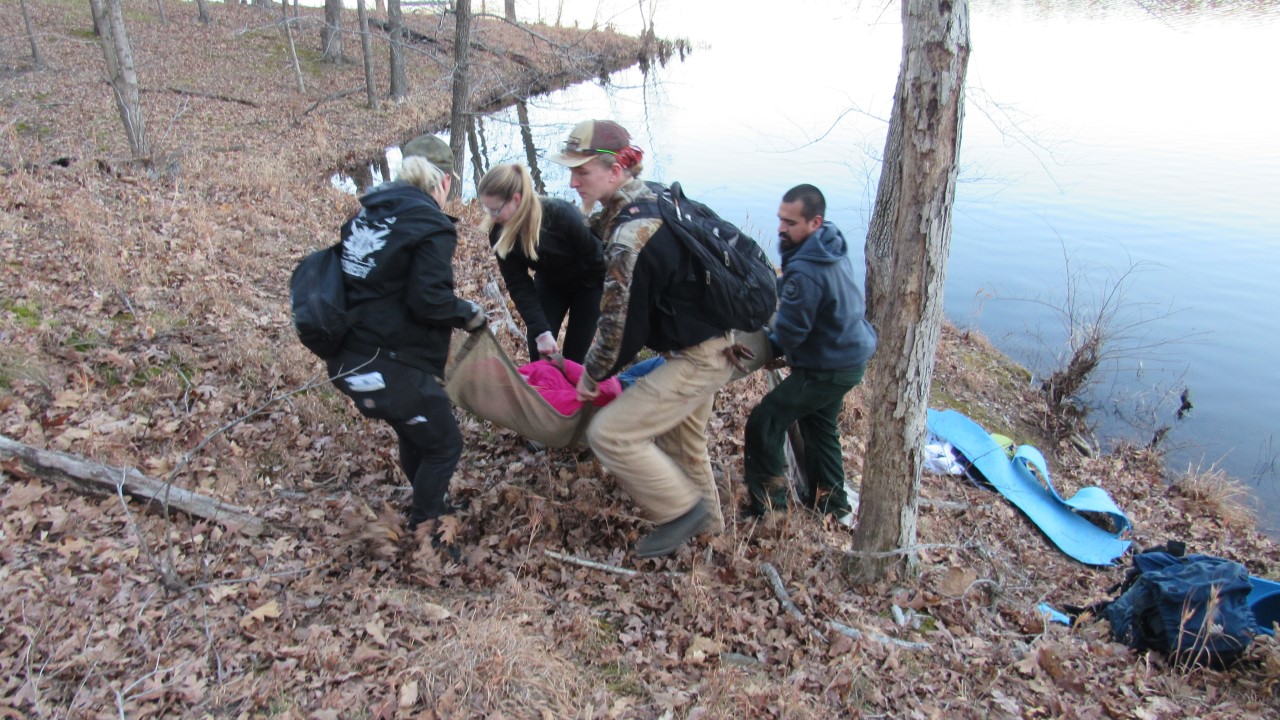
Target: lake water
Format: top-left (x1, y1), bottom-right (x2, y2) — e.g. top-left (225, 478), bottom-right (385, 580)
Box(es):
top-left (342, 0), bottom-right (1280, 533)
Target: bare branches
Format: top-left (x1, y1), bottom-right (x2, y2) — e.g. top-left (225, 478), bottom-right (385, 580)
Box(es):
top-left (761, 562), bottom-right (828, 643)
top-left (543, 550), bottom-right (640, 577)
top-left (1002, 248), bottom-right (1207, 437)
top-left (762, 562), bottom-right (930, 650)
top-left (115, 470), bottom-right (184, 592)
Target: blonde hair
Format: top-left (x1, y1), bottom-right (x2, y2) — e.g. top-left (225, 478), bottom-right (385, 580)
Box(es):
top-left (478, 164), bottom-right (543, 261)
top-left (397, 155), bottom-right (446, 196)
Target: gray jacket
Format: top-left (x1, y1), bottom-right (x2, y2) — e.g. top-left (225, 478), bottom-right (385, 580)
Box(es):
top-left (771, 221), bottom-right (877, 371)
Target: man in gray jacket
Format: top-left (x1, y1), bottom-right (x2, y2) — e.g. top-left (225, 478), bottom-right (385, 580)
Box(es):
top-left (743, 184), bottom-right (877, 520)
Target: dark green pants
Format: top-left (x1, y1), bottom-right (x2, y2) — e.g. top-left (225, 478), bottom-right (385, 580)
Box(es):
top-left (743, 366), bottom-right (865, 516)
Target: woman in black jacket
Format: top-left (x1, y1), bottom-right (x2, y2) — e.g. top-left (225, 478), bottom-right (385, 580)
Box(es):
top-left (477, 163), bottom-right (605, 363)
top-left (329, 134), bottom-right (485, 538)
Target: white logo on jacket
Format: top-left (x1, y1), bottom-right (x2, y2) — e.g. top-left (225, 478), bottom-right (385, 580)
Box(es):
top-left (342, 213), bottom-right (395, 278)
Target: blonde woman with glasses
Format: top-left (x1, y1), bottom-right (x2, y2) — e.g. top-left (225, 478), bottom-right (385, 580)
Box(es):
top-left (478, 163), bottom-right (605, 363)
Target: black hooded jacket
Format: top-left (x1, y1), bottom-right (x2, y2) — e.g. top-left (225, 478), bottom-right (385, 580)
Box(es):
top-left (339, 181), bottom-right (476, 375)
top-left (488, 197), bottom-right (604, 338)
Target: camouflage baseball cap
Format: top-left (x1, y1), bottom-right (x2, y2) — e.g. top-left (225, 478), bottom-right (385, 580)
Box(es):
top-left (549, 120), bottom-right (631, 167)
top-left (401, 133), bottom-right (453, 174)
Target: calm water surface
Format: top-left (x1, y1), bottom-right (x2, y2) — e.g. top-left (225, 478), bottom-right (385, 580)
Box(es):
top-left (349, 0), bottom-right (1280, 533)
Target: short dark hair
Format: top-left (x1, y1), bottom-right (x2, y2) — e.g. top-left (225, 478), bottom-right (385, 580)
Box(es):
top-left (782, 184), bottom-right (826, 221)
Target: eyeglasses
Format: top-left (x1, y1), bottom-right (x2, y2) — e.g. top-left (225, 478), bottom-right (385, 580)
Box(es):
top-left (484, 198), bottom-right (510, 218)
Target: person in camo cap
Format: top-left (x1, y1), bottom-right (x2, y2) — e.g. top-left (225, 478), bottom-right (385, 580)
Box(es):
top-left (549, 119), bottom-right (740, 558)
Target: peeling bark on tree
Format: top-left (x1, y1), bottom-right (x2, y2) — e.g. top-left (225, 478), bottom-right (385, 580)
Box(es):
top-left (849, 0), bottom-right (969, 583)
top-left (0, 435), bottom-right (265, 536)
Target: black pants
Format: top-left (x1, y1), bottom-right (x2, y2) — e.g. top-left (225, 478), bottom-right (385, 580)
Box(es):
top-left (528, 278), bottom-right (602, 364)
top-left (743, 366), bottom-right (866, 516)
top-left (329, 353), bottom-right (462, 526)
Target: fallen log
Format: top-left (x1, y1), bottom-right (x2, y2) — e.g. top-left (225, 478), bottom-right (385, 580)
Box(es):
top-left (0, 434), bottom-right (265, 536)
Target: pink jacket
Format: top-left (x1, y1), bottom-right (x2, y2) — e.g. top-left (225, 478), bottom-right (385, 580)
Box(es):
top-left (518, 359), bottom-right (622, 415)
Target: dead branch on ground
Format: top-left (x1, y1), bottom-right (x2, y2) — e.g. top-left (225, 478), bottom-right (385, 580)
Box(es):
top-left (0, 434), bottom-right (265, 536)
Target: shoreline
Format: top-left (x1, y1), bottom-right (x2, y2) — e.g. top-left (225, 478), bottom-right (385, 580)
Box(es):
top-left (3, 2), bottom-right (1279, 716)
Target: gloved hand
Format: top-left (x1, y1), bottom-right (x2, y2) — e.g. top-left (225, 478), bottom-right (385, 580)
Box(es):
top-left (463, 302), bottom-right (487, 332)
top-left (535, 331), bottom-right (559, 358)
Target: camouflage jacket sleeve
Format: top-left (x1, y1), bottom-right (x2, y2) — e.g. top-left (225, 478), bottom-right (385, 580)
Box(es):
top-left (583, 213), bottom-right (663, 381)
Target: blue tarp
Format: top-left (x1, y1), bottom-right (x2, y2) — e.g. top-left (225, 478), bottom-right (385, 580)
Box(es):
top-left (927, 409), bottom-right (1132, 566)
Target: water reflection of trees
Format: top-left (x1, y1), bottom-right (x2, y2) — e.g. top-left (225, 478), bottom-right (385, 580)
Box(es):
top-left (977, 0), bottom-right (1280, 23)
top-left (330, 36), bottom-right (683, 198)
top-left (461, 101), bottom-right (549, 196)
top-left (516, 101), bottom-right (547, 195)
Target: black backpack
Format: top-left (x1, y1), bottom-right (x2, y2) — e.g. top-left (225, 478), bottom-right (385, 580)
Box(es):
top-left (290, 242), bottom-right (350, 359)
top-left (1102, 545), bottom-right (1256, 668)
top-left (629, 182), bottom-right (777, 333)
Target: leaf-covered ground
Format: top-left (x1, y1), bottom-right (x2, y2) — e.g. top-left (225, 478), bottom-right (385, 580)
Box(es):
top-left (2, 1), bottom-right (1279, 718)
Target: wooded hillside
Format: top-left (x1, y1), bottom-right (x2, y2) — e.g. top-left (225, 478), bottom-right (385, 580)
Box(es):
top-left (2, 1), bottom-right (1278, 717)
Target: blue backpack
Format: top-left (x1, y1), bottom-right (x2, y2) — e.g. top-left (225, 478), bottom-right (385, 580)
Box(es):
top-left (1104, 550), bottom-right (1256, 668)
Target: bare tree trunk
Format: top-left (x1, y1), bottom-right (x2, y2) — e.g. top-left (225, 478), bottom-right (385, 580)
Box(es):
top-left (154, 0), bottom-right (168, 25)
top-left (90, 0), bottom-right (152, 161)
top-left (388, 0), bottom-right (407, 101)
top-left (448, 0), bottom-right (472, 198)
top-left (322, 0), bottom-right (344, 64)
top-left (376, 0), bottom-right (386, 14)
top-left (194, 0), bottom-right (211, 24)
top-left (282, 3), bottom-right (305, 94)
top-left (19, 0), bottom-right (44, 68)
top-left (505, 0), bottom-right (516, 21)
top-left (357, 0), bottom-right (378, 109)
top-left (848, 0), bottom-right (969, 583)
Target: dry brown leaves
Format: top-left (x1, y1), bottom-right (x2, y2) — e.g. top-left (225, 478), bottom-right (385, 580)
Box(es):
top-left (3, 1), bottom-right (1280, 718)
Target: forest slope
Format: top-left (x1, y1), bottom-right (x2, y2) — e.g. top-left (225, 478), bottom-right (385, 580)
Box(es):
top-left (1, 1), bottom-right (1278, 717)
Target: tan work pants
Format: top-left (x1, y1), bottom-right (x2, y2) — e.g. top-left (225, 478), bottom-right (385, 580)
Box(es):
top-left (586, 333), bottom-right (735, 527)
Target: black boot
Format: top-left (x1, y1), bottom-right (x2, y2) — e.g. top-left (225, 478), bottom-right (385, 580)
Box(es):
top-left (635, 500), bottom-right (710, 558)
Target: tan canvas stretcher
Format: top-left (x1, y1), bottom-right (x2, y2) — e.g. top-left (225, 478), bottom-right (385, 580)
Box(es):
top-left (443, 327), bottom-right (774, 449)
